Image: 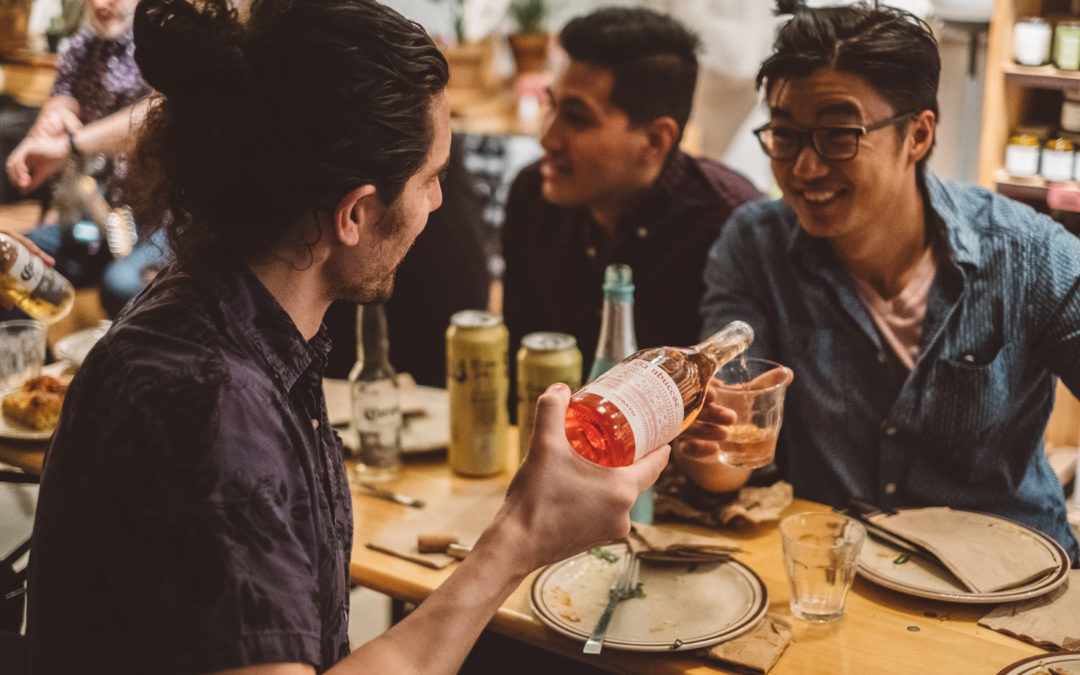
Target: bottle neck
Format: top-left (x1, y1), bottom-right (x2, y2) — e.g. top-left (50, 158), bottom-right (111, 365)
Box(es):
top-left (696, 320), bottom-right (754, 368)
top-left (358, 304), bottom-right (393, 373)
top-left (591, 292), bottom-right (637, 378)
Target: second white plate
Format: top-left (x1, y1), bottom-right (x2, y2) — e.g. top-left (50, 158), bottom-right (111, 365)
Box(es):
top-left (530, 543), bottom-right (768, 652)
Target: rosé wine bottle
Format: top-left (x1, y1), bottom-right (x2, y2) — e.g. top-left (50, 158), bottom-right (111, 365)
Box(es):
top-left (565, 320), bottom-right (753, 467)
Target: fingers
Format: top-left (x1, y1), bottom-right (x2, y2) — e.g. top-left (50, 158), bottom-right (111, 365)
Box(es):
top-left (749, 366), bottom-right (794, 389)
top-left (528, 382), bottom-right (571, 451)
top-left (674, 437), bottom-right (720, 459)
top-left (627, 443), bottom-right (670, 493)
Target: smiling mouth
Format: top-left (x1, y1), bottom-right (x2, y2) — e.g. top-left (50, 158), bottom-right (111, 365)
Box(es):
top-left (799, 189), bottom-right (842, 205)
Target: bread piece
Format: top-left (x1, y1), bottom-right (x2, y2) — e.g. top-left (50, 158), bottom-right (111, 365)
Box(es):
top-left (2, 375), bottom-right (67, 431)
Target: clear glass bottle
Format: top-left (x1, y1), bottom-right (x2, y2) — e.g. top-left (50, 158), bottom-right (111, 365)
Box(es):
top-left (0, 233), bottom-right (75, 323)
top-left (349, 303), bottom-right (403, 483)
top-left (586, 265), bottom-right (652, 522)
top-left (566, 320), bottom-right (754, 468)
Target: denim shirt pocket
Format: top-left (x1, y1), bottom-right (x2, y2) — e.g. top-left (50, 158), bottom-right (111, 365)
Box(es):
top-left (921, 333), bottom-right (1013, 482)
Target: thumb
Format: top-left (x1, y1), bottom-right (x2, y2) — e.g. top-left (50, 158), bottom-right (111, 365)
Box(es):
top-left (528, 382), bottom-right (572, 451)
top-left (626, 443), bottom-right (670, 493)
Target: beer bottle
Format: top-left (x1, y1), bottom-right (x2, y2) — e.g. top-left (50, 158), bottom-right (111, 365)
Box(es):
top-left (566, 319), bottom-right (754, 468)
top-left (0, 233), bottom-right (75, 323)
top-left (349, 303), bottom-right (403, 483)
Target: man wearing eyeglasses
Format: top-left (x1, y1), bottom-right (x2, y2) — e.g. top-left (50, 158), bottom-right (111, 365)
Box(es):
top-left (686, 3), bottom-right (1080, 564)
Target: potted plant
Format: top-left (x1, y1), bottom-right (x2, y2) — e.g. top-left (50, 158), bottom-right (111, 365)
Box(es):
top-left (507, 0), bottom-right (549, 74)
top-left (0, 0), bottom-right (32, 55)
top-left (430, 0), bottom-right (495, 90)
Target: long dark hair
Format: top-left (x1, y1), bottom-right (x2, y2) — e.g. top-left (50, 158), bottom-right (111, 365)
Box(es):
top-left (126, 0), bottom-right (448, 270)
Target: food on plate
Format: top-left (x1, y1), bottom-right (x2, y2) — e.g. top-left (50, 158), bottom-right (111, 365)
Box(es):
top-left (2, 375), bottom-right (68, 431)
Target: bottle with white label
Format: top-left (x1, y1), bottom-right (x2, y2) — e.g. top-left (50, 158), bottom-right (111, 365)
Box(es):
top-left (565, 320), bottom-right (754, 467)
top-left (0, 233), bottom-right (75, 323)
top-left (349, 303), bottom-right (403, 483)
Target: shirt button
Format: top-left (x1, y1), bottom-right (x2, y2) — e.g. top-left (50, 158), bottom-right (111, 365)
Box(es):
top-left (884, 425), bottom-right (898, 436)
top-left (963, 354), bottom-right (975, 363)
top-left (312, 419), bottom-right (320, 430)
top-left (585, 246), bottom-right (597, 259)
top-left (636, 227), bottom-right (648, 239)
top-left (877, 351), bottom-right (887, 364)
top-left (884, 482), bottom-right (898, 495)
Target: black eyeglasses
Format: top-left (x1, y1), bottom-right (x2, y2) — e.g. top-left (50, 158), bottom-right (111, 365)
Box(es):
top-left (752, 112), bottom-right (917, 161)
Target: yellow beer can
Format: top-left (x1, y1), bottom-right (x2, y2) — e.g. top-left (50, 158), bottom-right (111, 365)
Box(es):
top-left (446, 310), bottom-right (509, 476)
top-left (516, 332), bottom-right (582, 462)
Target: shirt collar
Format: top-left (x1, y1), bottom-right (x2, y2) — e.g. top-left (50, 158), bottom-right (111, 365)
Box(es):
top-left (205, 260), bottom-right (332, 393)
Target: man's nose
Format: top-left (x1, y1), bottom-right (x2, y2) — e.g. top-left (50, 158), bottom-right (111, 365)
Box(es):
top-left (791, 143), bottom-right (829, 180)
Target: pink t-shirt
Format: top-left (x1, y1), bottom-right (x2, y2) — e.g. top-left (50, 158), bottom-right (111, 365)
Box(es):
top-left (850, 246), bottom-right (938, 370)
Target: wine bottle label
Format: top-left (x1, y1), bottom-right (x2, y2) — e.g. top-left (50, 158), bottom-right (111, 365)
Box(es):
top-left (586, 360), bottom-right (684, 461)
top-left (353, 379), bottom-right (402, 469)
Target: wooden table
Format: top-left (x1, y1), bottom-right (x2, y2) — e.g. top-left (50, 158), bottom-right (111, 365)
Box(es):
top-left (0, 429), bottom-right (1049, 673)
top-left (349, 442), bottom-right (1046, 674)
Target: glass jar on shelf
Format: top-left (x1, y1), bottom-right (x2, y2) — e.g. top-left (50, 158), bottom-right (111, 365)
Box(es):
top-left (1042, 136), bottom-right (1076, 182)
top-left (1055, 21), bottom-right (1080, 71)
top-left (1005, 131), bottom-right (1042, 177)
top-left (1013, 17), bottom-right (1052, 66)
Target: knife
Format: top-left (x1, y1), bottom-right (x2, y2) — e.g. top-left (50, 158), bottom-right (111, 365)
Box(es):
top-left (358, 483), bottom-right (425, 508)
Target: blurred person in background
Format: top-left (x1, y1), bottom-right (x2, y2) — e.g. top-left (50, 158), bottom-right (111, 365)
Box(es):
top-left (4, 0), bottom-right (163, 317)
top-left (691, 3), bottom-right (1080, 565)
top-left (23, 0), bottom-right (695, 672)
top-left (501, 6), bottom-right (761, 401)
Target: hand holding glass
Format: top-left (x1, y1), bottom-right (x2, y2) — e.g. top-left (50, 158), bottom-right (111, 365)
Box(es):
top-left (712, 358), bottom-right (791, 468)
top-left (780, 512), bottom-right (866, 622)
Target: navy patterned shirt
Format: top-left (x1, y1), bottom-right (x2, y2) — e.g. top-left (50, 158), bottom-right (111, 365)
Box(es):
top-left (27, 260), bottom-right (353, 673)
top-left (702, 171), bottom-right (1080, 564)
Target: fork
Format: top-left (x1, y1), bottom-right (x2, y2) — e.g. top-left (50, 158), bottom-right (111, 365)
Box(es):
top-left (583, 552), bottom-right (640, 655)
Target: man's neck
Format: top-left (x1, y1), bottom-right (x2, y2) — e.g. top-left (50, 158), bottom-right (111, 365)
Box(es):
top-left (247, 258), bottom-right (331, 341)
top-left (588, 160), bottom-right (666, 239)
top-left (833, 184), bottom-right (930, 300)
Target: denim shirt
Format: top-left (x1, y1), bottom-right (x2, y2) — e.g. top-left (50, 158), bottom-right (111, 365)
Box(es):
top-left (28, 261), bottom-right (353, 673)
top-left (701, 172), bottom-right (1080, 564)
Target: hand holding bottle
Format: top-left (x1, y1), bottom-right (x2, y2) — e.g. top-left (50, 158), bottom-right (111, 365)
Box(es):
top-left (500, 383), bottom-right (670, 567)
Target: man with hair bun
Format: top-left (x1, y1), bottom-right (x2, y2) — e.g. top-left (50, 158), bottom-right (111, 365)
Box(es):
top-left (691, 3), bottom-right (1080, 565)
top-left (23, 0), bottom-right (731, 673)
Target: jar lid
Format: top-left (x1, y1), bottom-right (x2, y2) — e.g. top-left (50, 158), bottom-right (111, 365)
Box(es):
top-left (1009, 133), bottom-right (1041, 146)
top-left (1045, 137), bottom-right (1076, 151)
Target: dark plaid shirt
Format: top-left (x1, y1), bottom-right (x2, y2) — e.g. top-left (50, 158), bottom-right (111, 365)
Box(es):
top-left (502, 150), bottom-right (762, 387)
top-left (28, 261), bottom-right (353, 673)
top-left (51, 28), bottom-right (149, 126)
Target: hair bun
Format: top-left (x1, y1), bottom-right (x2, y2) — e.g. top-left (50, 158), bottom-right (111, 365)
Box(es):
top-left (134, 0), bottom-right (244, 99)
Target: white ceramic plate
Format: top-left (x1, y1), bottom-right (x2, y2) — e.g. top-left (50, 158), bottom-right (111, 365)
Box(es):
top-left (52, 321), bottom-right (110, 366)
top-left (857, 510), bottom-right (1070, 604)
top-left (530, 543), bottom-right (768, 652)
top-left (997, 652), bottom-right (1080, 675)
top-left (0, 362), bottom-right (75, 441)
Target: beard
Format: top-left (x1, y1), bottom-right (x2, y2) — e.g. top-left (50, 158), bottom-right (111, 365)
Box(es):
top-left (328, 199), bottom-right (412, 304)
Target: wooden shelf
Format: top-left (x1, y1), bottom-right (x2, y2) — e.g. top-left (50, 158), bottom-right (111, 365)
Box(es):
top-left (1003, 61), bottom-right (1080, 91)
top-left (994, 169), bottom-right (1051, 200)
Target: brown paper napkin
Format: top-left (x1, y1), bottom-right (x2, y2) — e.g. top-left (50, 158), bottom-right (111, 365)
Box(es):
top-left (867, 507), bottom-right (1060, 594)
top-left (653, 463), bottom-right (793, 528)
top-left (364, 486), bottom-right (504, 569)
top-left (627, 522), bottom-right (741, 563)
top-left (979, 571), bottom-right (1080, 650)
top-left (702, 614), bottom-right (791, 674)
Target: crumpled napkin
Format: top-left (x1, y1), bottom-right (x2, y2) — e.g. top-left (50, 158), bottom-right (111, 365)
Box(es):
top-left (979, 571), bottom-right (1080, 650)
top-left (627, 522), bottom-right (741, 563)
top-left (702, 614), bottom-right (791, 674)
top-left (653, 463), bottom-right (793, 528)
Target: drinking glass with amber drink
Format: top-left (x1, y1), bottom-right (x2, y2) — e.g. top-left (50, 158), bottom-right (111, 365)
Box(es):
top-left (712, 357), bottom-right (790, 468)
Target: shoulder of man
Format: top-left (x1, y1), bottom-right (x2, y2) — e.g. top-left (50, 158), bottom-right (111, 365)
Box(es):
top-left (684, 153), bottom-right (764, 210)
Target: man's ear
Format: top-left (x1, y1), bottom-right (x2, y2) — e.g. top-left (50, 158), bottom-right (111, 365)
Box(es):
top-left (645, 116), bottom-right (680, 162)
top-left (334, 184), bottom-right (380, 246)
top-left (908, 109), bottom-right (936, 165)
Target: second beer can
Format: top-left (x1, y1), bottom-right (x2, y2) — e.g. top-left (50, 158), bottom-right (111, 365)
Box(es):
top-left (516, 332), bottom-right (582, 462)
top-left (446, 310), bottom-right (509, 476)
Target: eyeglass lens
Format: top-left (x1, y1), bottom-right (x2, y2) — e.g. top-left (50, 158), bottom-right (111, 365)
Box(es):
top-left (763, 127), bottom-right (861, 160)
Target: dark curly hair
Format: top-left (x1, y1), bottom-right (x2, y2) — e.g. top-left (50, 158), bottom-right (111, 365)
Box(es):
top-left (757, 3), bottom-right (940, 172)
top-left (126, 0), bottom-right (448, 270)
top-left (558, 7), bottom-right (700, 134)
